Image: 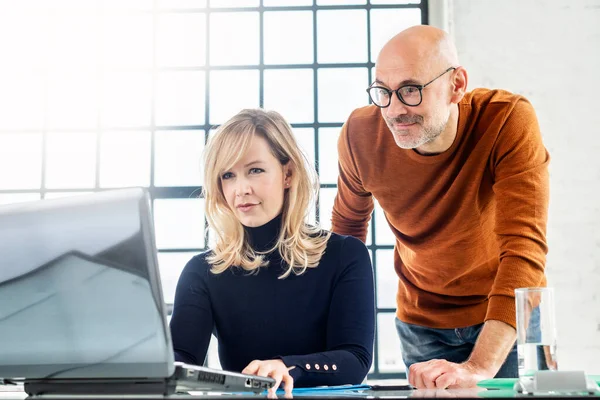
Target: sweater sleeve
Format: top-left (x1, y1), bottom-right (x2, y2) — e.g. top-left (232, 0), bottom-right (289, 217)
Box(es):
top-left (487, 98), bottom-right (550, 328)
top-left (279, 236), bottom-right (375, 386)
top-left (331, 119), bottom-right (374, 242)
top-left (169, 255), bottom-right (214, 365)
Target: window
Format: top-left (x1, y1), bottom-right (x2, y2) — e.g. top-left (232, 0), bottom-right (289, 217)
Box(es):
top-left (0, 0), bottom-right (427, 379)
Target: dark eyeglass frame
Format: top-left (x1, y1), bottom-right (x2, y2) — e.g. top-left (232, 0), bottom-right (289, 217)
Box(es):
top-left (366, 67), bottom-right (456, 108)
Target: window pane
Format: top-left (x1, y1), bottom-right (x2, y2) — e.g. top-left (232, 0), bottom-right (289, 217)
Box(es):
top-left (0, 11), bottom-right (47, 68)
top-left (293, 127), bottom-right (316, 227)
top-left (318, 68), bottom-right (368, 123)
top-left (375, 200), bottom-right (396, 245)
top-left (366, 216), bottom-right (372, 246)
top-left (371, 0), bottom-right (420, 4)
top-left (264, 0), bottom-right (312, 5)
top-left (317, 127), bottom-right (340, 185)
top-left (102, 71), bottom-right (152, 127)
top-left (100, 0), bottom-right (153, 11)
top-left (317, 10), bottom-right (367, 63)
top-left (157, 13), bottom-right (206, 67)
top-left (0, 193), bottom-right (41, 206)
top-left (264, 11), bottom-right (313, 65)
top-left (293, 128), bottom-right (315, 167)
top-left (157, 251), bottom-right (198, 304)
top-left (207, 128), bottom-right (218, 144)
top-left (153, 198), bottom-right (205, 249)
top-left (317, 0), bottom-right (365, 4)
top-left (370, 8), bottom-right (422, 62)
top-left (44, 191), bottom-right (93, 199)
top-left (47, 10), bottom-right (98, 69)
top-left (99, 131), bottom-right (151, 188)
top-left (210, 12), bottom-right (259, 66)
top-left (210, 0), bottom-right (259, 7)
top-left (156, 71), bottom-right (206, 126)
top-left (157, 0), bottom-right (207, 8)
top-left (209, 69), bottom-right (259, 124)
top-left (318, 187), bottom-right (336, 230)
top-left (0, 72), bottom-right (45, 130)
top-left (306, 198), bottom-right (316, 226)
top-left (0, 133), bottom-right (42, 190)
top-left (154, 130), bottom-right (205, 187)
top-left (375, 249), bottom-right (397, 309)
top-left (45, 132), bottom-right (96, 189)
top-left (264, 69), bottom-right (314, 124)
top-left (47, 70), bottom-right (97, 129)
top-left (377, 313), bottom-right (406, 372)
top-left (206, 336), bottom-right (221, 369)
top-left (102, 13), bottom-right (153, 68)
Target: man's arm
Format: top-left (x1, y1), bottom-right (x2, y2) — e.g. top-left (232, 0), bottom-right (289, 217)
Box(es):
top-left (331, 120), bottom-right (374, 241)
top-left (487, 97), bottom-right (550, 328)
top-left (409, 97), bottom-right (549, 389)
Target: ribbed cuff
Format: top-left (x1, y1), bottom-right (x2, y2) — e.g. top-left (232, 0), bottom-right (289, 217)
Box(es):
top-left (485, 295), bottom-right (516, 329)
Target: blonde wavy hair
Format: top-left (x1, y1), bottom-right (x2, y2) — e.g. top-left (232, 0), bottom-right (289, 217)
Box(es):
top-left (203, 108), bottom-right (331, 279)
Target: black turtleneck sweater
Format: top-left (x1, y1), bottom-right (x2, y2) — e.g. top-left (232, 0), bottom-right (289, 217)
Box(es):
top-left (169, 215), bottom-right (375, 387)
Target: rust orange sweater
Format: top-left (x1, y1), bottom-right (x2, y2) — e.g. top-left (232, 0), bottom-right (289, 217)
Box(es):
top-left (331, 89), bottom-right (549, 329)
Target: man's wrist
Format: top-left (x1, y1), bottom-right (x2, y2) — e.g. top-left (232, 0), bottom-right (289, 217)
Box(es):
top-left (462, 358), bottom-right (497, 379)
top-left (464, 319), bottom-right (517, 378)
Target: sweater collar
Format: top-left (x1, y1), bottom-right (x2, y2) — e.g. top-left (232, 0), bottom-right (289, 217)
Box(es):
top-left (244, 213), bottom-right (283, 252)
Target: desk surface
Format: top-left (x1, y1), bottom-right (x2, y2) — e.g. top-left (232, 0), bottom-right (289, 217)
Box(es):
top-left (1, 383), bottom-right (599, 399)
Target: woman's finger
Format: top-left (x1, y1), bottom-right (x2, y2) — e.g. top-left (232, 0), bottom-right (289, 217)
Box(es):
top-left (268, 370), bottom-right (283, 397)
top-left (281, 371), bottom-right (294, 398)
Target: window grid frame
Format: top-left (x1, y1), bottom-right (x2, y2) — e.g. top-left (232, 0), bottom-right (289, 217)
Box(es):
top-left (0, 0), bottom-right (428, 380)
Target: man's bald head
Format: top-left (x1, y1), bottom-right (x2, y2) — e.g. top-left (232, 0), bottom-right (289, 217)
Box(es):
top-left (376, 25), bottom-right (459, 76)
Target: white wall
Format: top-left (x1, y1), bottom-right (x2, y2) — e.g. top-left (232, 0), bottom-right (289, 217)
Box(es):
top-left (431, 0), bottom-right (600, 373)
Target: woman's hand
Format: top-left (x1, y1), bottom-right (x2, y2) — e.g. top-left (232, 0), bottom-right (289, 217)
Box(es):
top-left (242, 359), bottom-right (294, 398)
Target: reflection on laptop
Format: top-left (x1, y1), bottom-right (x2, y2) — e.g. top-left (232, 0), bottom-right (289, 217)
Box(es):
top-left (0, 188), bottom-right (275, 395)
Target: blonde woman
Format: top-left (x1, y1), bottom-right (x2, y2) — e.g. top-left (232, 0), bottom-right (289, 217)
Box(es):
top-left (170, 109), bottom-right (374, 396)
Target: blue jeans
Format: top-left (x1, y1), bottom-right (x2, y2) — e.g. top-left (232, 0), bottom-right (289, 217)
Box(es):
top-left (395, 318), bottom-right (518, 378)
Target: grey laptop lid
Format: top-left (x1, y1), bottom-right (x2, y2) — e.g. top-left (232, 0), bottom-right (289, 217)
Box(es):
top-left (0, 188), bottom-right (175, 380)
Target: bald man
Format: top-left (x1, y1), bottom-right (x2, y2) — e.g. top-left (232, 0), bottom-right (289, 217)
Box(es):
top-left (331, 25), bottom-right (549, 389)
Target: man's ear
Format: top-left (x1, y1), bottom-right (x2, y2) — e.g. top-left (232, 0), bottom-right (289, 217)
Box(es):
top-left (450, 66), bottom-right (468, 104)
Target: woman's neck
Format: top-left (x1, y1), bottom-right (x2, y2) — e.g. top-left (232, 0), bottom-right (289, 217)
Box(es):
top-left (244, 213), bottom-right (283, 252)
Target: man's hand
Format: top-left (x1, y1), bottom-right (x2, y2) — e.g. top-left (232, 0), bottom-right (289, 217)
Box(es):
top-left (408, 359), bottom-right (492, 389)
top-left (242, 359), bottom-right (294, 398)
top-left (408, 320), bottom-right (516, 389)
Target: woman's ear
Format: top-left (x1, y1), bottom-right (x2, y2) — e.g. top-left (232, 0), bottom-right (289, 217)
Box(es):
top-left (283, 162), bottom-right (292, 188)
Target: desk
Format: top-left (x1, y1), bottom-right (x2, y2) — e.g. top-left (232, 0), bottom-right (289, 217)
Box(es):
top-left (1, 384), bottom-right (599, 399)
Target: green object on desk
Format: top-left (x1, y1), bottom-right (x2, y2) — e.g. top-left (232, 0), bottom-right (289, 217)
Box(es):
top-left (477, 378), bottom-right (518, 389)
top-left (477, 375), bottom-right (600, 390)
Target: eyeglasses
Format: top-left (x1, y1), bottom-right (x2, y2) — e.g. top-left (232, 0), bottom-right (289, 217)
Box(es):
top-left (366, 67), bottom-right (456, 108)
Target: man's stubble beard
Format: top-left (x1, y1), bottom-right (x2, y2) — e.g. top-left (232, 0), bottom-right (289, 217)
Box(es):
top-left (385, 110), bottom-right (450, 149)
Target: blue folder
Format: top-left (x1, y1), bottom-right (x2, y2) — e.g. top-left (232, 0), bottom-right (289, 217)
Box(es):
top-left (266, 384), bottom-right (371, 396)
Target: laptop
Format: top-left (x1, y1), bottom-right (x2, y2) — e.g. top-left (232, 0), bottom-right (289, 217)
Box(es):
top-left (0, 188), bottom-right (275, 396)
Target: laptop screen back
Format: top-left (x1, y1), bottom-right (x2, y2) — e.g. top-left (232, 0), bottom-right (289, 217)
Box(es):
top-left (0, 188), bottom-right (175, 380)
